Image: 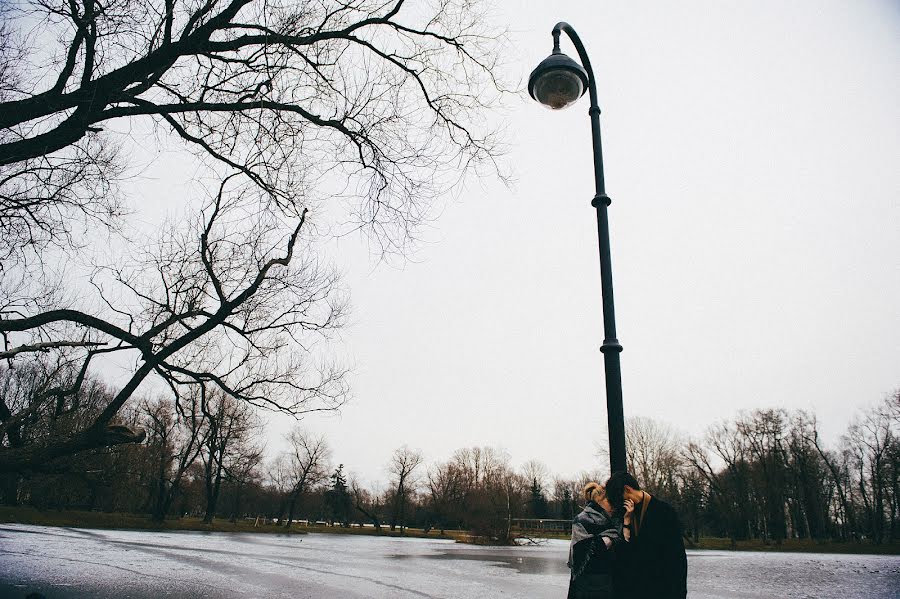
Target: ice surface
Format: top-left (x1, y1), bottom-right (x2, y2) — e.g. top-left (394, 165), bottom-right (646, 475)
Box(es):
top-left (1, 524), bottom-right (898, 598)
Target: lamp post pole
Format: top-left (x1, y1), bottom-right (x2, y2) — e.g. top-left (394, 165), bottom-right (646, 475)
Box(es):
top-left (532, 23), bottom-right (626, 474)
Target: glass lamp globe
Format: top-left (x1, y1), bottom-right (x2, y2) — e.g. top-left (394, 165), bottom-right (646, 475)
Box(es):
top-left (528, 52), bottom-right (589, 110)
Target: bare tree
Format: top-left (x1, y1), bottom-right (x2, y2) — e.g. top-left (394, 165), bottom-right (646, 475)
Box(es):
top-left (281, 427), bottom-right (330, 528)
top-left (844, 397), bottom-right (895, 544)
top-left (550, 477), bottom-right (579, 521)
top-left (451, 445), bottom-right (507, 489)
top-left (142, 393), bottom-right (206, 521)
top-left (488, 463), bottom-right (522, 544)
top-left (0, 0), bottom-right (506, 262)
top-left (199, 386), bottom-right (260, 523)
top-left (735, 409), bottom-right (790, 541)
top-left (267, 451), bottom-right (293, 524)
top-left (800, 413), bottom-right (857, 539)
top-left (388, 444), bottom-right (422, 533)
top-left (350, 475), bottom-right (382, 531)
top-left (444, 445), bottom-right (521, 542)
top-left (222, 438), bottom-right (264, 522)
top-left (520, 459), bottom-right (550, 493)
top-left (0, 351), bottom-right (121, 453)
top-left (521, 458), bottom-right (549, 518)
top-left (426, 459), bottom-right (467, 534)
top-left (625, 416), bottom-right (683, 498)
top-left (0, 0), bottom-right (507, 471)
top-left (683, 421), bottom-right (754, 543)
top-left (1, 191), bottom-right (348, 472)
top-left (0, 357), bottom-right (134, 504)
top-left (884, 390), bottom-right (900, 542)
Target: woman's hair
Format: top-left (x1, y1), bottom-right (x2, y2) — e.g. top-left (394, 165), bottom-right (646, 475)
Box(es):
top-left (581, 482), bottom-right (606, 504)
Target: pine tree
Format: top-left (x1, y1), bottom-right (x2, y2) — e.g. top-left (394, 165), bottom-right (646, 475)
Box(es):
top-left (325, 464), bottom-right (352, 527)
top-left (530, 477), bottom-right (548, 519)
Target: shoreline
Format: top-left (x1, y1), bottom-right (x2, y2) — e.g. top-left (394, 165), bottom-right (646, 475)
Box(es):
top-left (0, 506), bottom-right (454, 540)
top-left (2, 507), bottom-right (898, 555)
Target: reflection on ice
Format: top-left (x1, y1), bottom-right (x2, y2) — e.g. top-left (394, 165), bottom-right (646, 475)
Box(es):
top-left (393, 546), bottom-right (570, 575)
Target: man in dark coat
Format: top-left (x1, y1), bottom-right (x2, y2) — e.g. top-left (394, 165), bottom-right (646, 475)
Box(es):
top-left (604, 471), bottom-right (687, 599)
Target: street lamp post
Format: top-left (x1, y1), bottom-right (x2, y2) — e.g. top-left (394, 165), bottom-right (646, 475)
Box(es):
top-left (528, 22), bottom-right (627, 474)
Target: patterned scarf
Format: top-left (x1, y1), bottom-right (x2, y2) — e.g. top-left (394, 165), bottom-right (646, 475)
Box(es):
top-left (567, 502), bottom-right (621, 575)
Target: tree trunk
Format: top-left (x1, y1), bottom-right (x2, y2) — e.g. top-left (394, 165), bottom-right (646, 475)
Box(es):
top-left (812, 438), bottom-right (856, 536)
top-left (284, 487), bottom-right (303, 529)
top-left (390, 485), bottom-right (403, 532)
top-left (354, 501), bottom-right (381, 531)
top-left (230, 485), bottom-right (242, 524)
top-left (0, 474), bottom-right (19, 506)
top-left (151, 476), bottom-right (169, 522)
top-left (153, 480), bottom-right (181, 522)
top-left (203, 460), bottom-right (224, 524)
top-left (275, 499), bottom-right (286, 526)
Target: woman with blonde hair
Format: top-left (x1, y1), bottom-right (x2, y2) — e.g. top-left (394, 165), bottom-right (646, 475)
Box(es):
top-left (567, 482), bottom-right (623, 599)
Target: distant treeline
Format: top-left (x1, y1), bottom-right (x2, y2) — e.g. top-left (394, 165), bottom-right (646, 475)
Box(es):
top-left (1, 363), bottom-right (897, 545)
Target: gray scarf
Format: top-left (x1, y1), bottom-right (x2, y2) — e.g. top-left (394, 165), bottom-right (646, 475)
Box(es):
top-left (567, 502), bottom-right (621, 573)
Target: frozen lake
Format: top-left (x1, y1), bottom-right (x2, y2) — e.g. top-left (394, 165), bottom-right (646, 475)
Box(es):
top-left (1, 524), bottom-right (898, 598)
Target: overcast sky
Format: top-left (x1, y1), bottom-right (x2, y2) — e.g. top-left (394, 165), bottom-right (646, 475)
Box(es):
top-left (114, 0), bottom-right (900, 486)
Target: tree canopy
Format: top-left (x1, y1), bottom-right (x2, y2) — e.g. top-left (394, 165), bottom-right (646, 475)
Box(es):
top-left (0, 0), bottom-right (507, 472)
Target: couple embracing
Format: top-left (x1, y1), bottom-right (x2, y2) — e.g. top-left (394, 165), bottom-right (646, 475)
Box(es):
top-left (567, 471), bottom-right (688, 599)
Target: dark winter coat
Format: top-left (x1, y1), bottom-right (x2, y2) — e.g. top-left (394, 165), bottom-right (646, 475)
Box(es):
top-left (613, 495), bottom-right (687, 599)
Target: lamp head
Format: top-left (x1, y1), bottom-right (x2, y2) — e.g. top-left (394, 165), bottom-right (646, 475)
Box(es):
top-left (528, 51), bottom-right (589, 110)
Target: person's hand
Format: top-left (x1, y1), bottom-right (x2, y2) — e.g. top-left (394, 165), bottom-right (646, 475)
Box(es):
top-left (623, 498), bottom-right (635, 524)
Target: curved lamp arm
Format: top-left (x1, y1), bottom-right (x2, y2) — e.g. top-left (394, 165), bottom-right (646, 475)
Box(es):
top-left (552, 22), bottom-right (599, 111)
top-left (551, 22), bottom-right (607, 199)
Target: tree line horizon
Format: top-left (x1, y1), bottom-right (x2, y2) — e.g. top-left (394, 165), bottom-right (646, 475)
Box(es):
top-left (2, 361), bottom-right (897, 546)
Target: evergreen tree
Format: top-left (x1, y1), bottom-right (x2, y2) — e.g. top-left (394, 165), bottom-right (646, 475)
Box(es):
top-left (530, 477), bottom-right (548, 519)
top-left (325, 465), bottom-right (352, 527)
top-left (562, 487), bottom-right (575, 520)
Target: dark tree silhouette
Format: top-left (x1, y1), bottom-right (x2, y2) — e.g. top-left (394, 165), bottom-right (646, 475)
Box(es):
top-left (324, 464), bottom-right (351, 526)
top-left (200, 387), bottom-right (260, 523)
top-left (0, 0), bottom-right (506, 472)
top-left (281, 427), bottom-right (330, 528)
top-left (388, 444), bottom-right (422, 533)
top-left (0, 0), bottom-right (504, 260)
